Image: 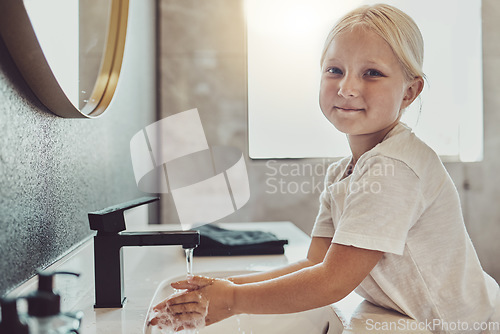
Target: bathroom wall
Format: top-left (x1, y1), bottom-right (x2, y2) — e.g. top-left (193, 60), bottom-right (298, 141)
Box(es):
top-left (158, 0), bottom-right (500, 281)
top-left (0, 0), bottom-right (156, 296)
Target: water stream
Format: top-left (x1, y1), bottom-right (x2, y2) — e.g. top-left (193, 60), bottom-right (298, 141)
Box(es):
top-left (185, 248), bottom-right (194, 279)
top-left (184, 248), bottom-right (198, 334)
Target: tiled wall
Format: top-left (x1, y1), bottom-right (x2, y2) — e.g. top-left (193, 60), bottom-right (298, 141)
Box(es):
top-left (0, 0), bottom-right (156, 296)
top-left (158, 0), bottom-right (500, 281)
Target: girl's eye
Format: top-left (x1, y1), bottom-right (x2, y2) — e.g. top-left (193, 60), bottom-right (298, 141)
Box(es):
top-left (365, 69), bottom-right (385, 77)
top-left (326, 67), bottom-right (343, 75)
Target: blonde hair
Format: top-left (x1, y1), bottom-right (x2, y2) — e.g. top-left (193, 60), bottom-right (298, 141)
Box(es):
top-left (320, 4), bottom-right (425, 82)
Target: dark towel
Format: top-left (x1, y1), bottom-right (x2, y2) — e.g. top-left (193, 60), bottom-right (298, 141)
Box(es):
top-left (193, 225), bottom-right (288, 256)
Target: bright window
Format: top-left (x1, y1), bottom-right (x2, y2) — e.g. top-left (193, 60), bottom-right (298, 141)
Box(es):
top-left (247, 0), bottom-right (483, 162)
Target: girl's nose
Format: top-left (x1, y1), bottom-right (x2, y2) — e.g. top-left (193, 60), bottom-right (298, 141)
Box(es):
top-left (338, 76), bottom-right (360, 98)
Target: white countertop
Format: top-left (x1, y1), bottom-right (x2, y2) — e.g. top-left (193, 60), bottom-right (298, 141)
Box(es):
top-left (8, 221), bottom-right (430, 333)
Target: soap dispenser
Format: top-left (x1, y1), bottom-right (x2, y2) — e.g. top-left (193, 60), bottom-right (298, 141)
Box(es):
top-left (0, 297), bottom-right (29, 334)
top-left (26, 271), bottom-right (83, 334)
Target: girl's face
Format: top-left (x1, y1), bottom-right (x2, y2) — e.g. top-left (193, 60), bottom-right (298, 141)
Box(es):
top-left (319, 26), bottom-right (416, 137)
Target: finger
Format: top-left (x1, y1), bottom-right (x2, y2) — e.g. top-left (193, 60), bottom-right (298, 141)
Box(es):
top-left (148, 312), bottom-right (194, 331)
top-left (171, 275), bottom-right (214, 290)
top-left (150, 312), bottom-right (203, 332)
top-left (188, 275), bottom-right (215, 286)
top-left (167, 291), bottom-right (204, 306)
top-left (153, 290), bottom-right (187, 311)
top-left (169, 312), bottom-right (206, 329)
top-left (171, 280), bottom-right (200, 290)
top-left (153, 300), bottom-right (168, 311)
top-left (167, 301), bottom-right (207, 315)
top-left (148, 316), bottom-right (172, 327)
top-left (148, 317), bottom-right (159, 326)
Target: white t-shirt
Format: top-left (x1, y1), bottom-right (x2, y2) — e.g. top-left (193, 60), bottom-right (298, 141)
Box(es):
top-left (311, 122), bottom-right (499, 333)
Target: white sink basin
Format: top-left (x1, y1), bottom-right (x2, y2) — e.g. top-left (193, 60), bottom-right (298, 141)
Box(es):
top-left (144, 271), bottom-right (344, 334)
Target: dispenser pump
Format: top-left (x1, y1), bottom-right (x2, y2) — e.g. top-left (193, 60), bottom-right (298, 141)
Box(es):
top-left (0, 298), bottom-right (29, 334)
top-left (27, 271), bottom-right (80, 317)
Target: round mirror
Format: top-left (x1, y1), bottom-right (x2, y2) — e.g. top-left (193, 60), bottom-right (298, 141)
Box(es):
top-left (0, 0), bottom-right (129, 118)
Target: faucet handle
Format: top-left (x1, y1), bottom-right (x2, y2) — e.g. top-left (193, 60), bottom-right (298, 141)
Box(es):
top-left (88, 196), bottom-right (159, 234)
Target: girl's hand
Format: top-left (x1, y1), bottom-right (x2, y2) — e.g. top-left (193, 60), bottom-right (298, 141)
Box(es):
top-left (168, 276), bottom-right (236, 326)
top-left (148, 288), bottom-right (207, 332)
top-left (149, 276), bottom-right (236, 330)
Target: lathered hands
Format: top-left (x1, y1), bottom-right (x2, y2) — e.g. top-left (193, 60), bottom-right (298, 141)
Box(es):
top-left (148, 275), bottom-right (236, 332)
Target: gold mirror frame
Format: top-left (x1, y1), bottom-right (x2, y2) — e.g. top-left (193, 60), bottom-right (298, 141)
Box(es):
top-left (0, 0), bottom-right (129, 118)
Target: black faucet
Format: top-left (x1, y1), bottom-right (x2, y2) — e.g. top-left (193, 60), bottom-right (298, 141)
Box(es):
top-left (88, 196), bottom-right (200, 308)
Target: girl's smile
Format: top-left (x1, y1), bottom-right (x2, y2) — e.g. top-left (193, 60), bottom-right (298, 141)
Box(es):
top-left (334, 106), bottom-right (364, 112)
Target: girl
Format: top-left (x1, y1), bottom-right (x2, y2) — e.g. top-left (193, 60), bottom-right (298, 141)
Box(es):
top-left (151, 4), bottom-right (499, 333)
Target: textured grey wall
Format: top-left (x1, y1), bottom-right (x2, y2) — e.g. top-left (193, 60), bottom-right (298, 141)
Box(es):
top-left (0, 0), bottom-right (156, 296)
top-left (158, 0), bottom-right (500, 282)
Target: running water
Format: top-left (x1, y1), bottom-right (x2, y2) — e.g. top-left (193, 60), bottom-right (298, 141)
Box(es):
top-left (183, 248), bottom-right (199, 334)
top-left (185, 248), bottom-right (194, 278)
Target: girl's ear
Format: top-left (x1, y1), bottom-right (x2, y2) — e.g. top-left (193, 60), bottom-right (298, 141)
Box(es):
top-left (402, 77), bottom-right (424, 109)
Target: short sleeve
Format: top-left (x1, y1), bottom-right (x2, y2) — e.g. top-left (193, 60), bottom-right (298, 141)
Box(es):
top-left (310, 161), bottom-right (344, 238)
top-left (331, 156), bottom-right (424, 255)
top-left (311, 185), bottom-right (335, 237)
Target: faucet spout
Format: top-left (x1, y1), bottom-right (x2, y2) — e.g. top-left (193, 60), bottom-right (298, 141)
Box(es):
top-left (119, 231), bottom-right (200, 249)
top-left (88, 197), bottom-right (200, 308)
